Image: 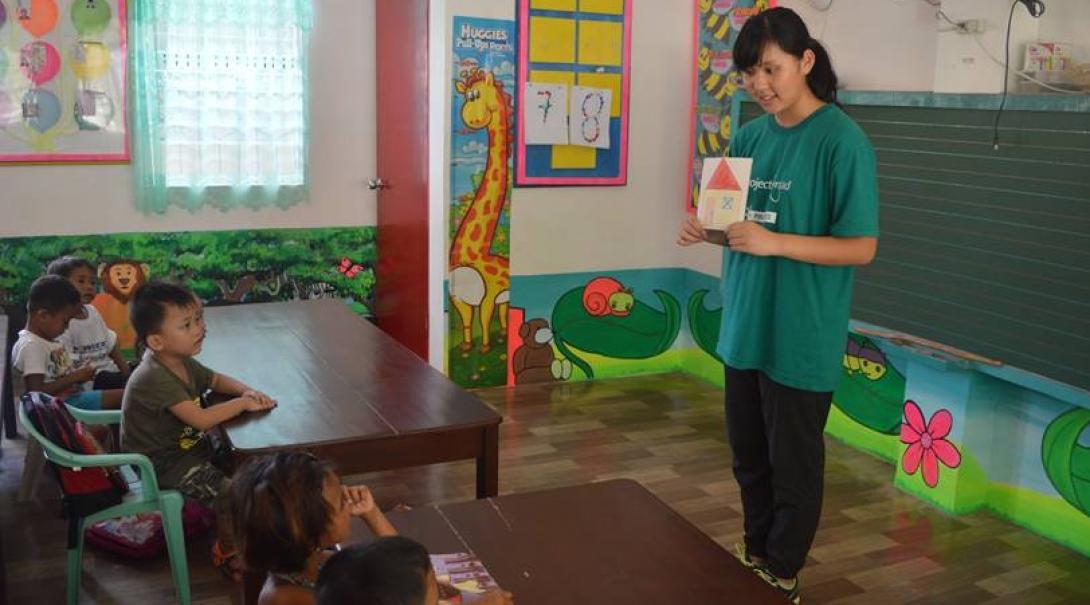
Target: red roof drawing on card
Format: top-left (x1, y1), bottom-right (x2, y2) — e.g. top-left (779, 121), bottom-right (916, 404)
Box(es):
top-left (707, 159), bottom-right (742, 191)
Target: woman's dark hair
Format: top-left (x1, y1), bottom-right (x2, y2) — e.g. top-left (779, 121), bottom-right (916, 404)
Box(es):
top-left (732, 7), bottom-right (839, 105)
top-left (316, 537), bottom-right (432, 605)
top-left (230, 452), bottom-right (337, 574)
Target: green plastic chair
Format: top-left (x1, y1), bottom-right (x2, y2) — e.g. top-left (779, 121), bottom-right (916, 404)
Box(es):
top-left (18, 395), bottom-right (192, 605)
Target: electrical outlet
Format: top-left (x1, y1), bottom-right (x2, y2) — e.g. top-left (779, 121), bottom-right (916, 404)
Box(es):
top-left (958, 19), bottom-right (985, 34)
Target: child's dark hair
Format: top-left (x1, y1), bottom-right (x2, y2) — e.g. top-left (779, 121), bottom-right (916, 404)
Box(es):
top-left (733, 7), bottom-right (839, 105)
top-left (230, 452), bottom-right (338, 574)
top-left (316, 537), bottom-right (432, 605)
top-left (45, 256), bottom-right (96, 279)
top-left (27, 275), bottom-right (81, 314)
top-left (129, 280), bottom-right (197, 345)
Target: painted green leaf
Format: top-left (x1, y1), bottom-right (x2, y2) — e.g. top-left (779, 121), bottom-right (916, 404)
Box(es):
top-left (831, 333), bottom-right (906, 435)
top-left (687, 290), bottom-right (723, 362)
top-left (1041, 407), bottom-right (1090, 517)
top-left (551, 287), bottom-right (682, 377)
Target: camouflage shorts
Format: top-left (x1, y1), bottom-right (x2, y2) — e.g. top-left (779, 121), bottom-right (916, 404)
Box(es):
top-left (175, 461), bottom-right (230, 506)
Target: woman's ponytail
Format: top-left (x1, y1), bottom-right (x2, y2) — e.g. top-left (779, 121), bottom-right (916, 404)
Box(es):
top-left (806, 38), bottom-right (839, 105)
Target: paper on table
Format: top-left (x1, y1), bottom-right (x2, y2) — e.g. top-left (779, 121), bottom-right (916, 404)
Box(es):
top-left (431, 553), bottom-right (501, 604)
top-left (696, 157), bottom-right (752, 230)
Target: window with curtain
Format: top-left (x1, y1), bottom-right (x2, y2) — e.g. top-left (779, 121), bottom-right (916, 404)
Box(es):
top-left (130, 0), bottom-right (314, 213)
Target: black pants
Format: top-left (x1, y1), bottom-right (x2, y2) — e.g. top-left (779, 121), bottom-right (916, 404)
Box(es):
top-left (724, 366), bottom-right (832, 579)
top-left (93, 360), bottom-right (137, 391)
top-left (93, 371), bottom-right (128, 391)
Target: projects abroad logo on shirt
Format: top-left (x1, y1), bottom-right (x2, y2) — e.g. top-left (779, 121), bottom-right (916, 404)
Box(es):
top-left (750, 178), bottom-right (792, 198)
top-left (746, 177), bottom-right (791, 224)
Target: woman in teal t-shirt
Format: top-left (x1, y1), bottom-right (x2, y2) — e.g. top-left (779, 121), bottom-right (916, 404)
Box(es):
top-left (678, 8), bottom-right (878, 603)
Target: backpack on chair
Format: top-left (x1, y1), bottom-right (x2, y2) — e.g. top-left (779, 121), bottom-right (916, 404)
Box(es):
top-left (21, 392), bottom-right (216, 559)
top-left (21, 392), bottom-right (129, 516)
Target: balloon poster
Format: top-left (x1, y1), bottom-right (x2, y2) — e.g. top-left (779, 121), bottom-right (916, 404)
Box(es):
top-left (0, 0), bottom-right (128, 163)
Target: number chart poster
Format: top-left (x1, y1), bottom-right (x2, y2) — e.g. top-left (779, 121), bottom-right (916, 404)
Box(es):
top-left (687, 0), bottom-right (775, 209)
top-left (516, 0), bottom-right (632, 187)
top-left (448, 16), bottom-right (516, 388)
top-left (0, 0), bottom-right (128, 162)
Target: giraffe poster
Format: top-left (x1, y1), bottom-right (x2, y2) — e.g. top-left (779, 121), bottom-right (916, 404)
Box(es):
top-left (448, 16), bottom-right (516, 387)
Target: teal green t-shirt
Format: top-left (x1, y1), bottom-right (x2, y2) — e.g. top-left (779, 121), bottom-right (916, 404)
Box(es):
top-left (716, 104), bottom-right (879, 392)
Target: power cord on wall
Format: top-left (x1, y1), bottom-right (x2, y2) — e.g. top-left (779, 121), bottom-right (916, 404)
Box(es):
top-left (993, 0), bottom-right (1047, 150)
top-left (920, 0), bottom-right (964, 32)
top-left (1017, 0), bottom-right (1046, 19)
top-left (922, 1), bottom-right (1049, 148)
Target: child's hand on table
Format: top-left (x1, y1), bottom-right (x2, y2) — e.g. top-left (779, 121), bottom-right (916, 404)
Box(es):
top-left (241, 389), bottom-right (277, 409)
top-left (240, 391), bottom-right (277, 412)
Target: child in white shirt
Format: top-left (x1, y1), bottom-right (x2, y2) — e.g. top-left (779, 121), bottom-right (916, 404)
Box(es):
top-left (10, 276), bottom-right (115, 410)
top-left (47, 256), bottom-right (129, 399)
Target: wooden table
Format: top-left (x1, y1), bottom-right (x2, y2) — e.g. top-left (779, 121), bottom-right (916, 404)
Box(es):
top-left (198, 300), bottom-right (501, 496)
top-left (357, 480), bottom-right (785, 604)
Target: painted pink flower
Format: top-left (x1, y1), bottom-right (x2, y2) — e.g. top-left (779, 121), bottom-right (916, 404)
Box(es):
top-left (900, 400), bottom-right (961, 488)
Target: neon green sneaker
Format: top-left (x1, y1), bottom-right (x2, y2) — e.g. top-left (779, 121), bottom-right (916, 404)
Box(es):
top-left (753, 566), bottom-right (801, 604)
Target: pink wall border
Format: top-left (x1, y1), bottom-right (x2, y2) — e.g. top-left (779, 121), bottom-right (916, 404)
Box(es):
top-left (515, 0), bottom-right (633, 187)
top-left (0, 0), bottom-right (130, 164)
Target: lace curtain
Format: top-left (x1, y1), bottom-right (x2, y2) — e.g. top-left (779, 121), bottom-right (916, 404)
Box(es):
top-left (130, 0), bottom-right (314, 213)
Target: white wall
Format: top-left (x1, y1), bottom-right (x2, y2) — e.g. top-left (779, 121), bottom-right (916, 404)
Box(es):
top-left (779, 0), bottom-right (938, 91)
top-left (781, 0), bottom-right (1090, 95)
top-left (510, 2), bottom-right (696, 277)
top-left (429, 0), bottom-right (456, 369)
top-left (1, 0), bottom-right (377, 238)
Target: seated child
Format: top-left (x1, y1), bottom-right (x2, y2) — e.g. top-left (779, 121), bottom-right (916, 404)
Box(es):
top-left (47, 255), bottom-right (130, 400)
top-left (11, 275), bottom-right (110, 411)
top-left (316, 537), bottom-right (515, 605)
top-left (121, 280), bottom-right (277, 580)
top-left (230, 452), bottom-right (398, 605)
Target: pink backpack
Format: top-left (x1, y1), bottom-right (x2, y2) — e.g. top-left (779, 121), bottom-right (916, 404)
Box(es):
top-left (85, 500), bottom-right (216, 558)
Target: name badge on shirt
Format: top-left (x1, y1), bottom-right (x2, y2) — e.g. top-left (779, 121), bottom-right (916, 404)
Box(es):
top-left (746, 210), bottom-right (778, 224)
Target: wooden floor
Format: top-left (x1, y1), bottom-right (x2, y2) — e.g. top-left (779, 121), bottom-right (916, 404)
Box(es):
top-left (3, 372), bottom-right (1089, 604)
